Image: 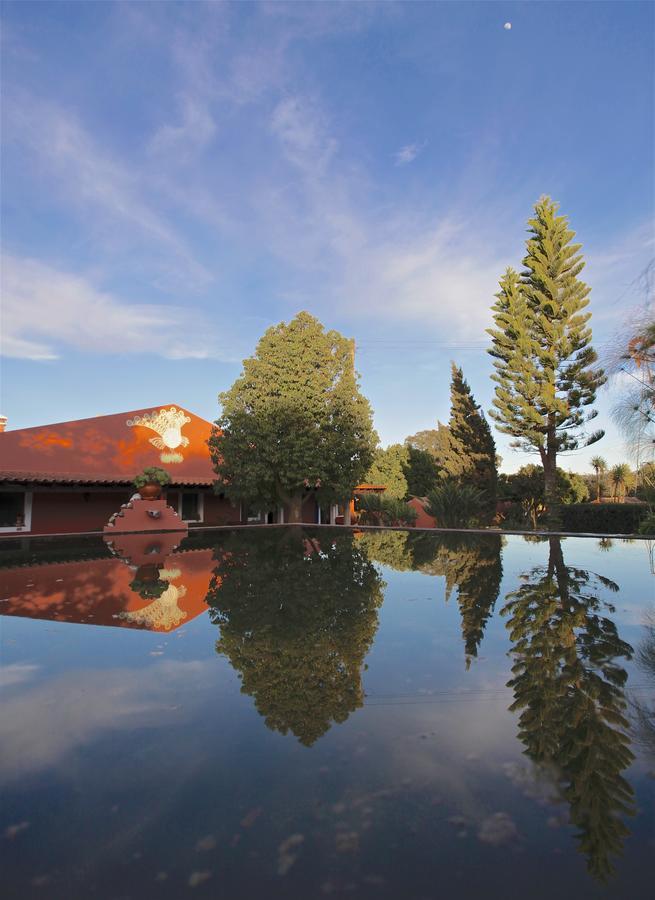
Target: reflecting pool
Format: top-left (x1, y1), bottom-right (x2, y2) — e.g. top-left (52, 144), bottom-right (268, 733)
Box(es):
top-left (1, 527), bottom-right (653, 899)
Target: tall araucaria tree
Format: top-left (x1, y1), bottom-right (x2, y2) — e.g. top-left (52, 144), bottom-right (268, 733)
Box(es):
top-left (209, 312), bottom-right (377, 523)
top-left (488, 197), bottom-right (606, 519)
top-left (448, 363), bottom-right (497, 508)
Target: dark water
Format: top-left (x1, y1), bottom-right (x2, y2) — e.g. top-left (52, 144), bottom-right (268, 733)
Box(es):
top-left (0, 527), bottom-right (653, 899)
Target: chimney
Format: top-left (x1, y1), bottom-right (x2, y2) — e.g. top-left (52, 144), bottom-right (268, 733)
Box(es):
top-left (0, 416), bottom-right (7, 433)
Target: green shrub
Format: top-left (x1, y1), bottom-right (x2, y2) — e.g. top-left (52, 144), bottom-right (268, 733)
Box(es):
top-left (425, 482), bottom-right (485, 528)
top-left (499, 465), bottom-right (589, 505)
top-left (129, 577), bottom-right (168, 599)
top-left (638, 511), bottom-right (655, 536)
top-left (559, 503), bottom-right (648, 534)
top-left (133, 466), bottom-right (172, 489)
top-left (357, 493), bottom-right (417, 527)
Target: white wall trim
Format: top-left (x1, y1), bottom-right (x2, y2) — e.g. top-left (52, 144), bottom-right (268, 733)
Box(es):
top-left (177, 490), bottom-right (204, 523)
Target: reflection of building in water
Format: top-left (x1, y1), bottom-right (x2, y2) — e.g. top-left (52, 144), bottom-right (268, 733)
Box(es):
top-left (118, 582), bottom-right (188, 630)
top-left (0, 534), bottom-right (214, 633)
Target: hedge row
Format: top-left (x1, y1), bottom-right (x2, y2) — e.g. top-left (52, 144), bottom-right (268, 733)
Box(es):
top-left (558, 503), bottom-right (649, 535)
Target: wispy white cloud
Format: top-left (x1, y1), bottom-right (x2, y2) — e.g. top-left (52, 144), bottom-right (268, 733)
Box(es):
top-left (148, 93), bottom-right (217, 158)
top-left (5, 95), bottom-right (212, 290)
top-left (1, 254), bottom-right (218, 361)
top-left (264, 96), bottom-right (508, 338)
top-left (394, 141), bottom-right (427, 166)
top-left (270, 96), bottom-right (338, 177)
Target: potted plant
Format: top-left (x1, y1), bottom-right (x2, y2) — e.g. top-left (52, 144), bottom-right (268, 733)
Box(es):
top-left (133, 466), bottom-right (171, 501)
top-left (129, 576), bottom-right (168, 600)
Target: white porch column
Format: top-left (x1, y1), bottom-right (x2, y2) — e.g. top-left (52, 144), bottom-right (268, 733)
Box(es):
top-left (330, 504), bottom-right (337, 525)
top-left (277, 507), bottom-right (284, 524)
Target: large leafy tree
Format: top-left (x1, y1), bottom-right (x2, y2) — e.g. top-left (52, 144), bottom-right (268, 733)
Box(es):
top-left (403, 446), bottom-right (440, 497)
top-left (488, 197), bottom-right (605, 518)
top-left (210, 312), bottom-right (377, 522)
top-left (447, 363), bottom-right (497, 505)
top-left (365, 443), bottom-right (410, 499)
top-left (405, 423), bottom-right (460, 480)
top-left (502, 537), bottom-right (634, 881)
top-left (205, 529), bottom-right (384, 746)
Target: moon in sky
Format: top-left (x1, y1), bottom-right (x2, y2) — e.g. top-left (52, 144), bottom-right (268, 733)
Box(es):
top-left (504, 22), bottom-right (512, 30)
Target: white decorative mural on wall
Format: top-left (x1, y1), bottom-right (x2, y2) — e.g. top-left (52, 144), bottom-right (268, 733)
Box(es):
top-left (127, 407), bottom-right (191, 463)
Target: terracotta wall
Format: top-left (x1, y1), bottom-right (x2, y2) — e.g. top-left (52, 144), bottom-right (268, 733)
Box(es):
top-left (30, 490), bottom-right (132, 535)
top-left (166, 490), bottom-right (242, 527)
top-left (301, 495), bottom-right (319, 524)
top-left (203, 492), bottom-right (242, 526)
top-left (408, 497), bottom-right (437, 528)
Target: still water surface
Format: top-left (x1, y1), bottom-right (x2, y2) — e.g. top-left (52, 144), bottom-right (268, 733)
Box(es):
top-left (1, 527), bottom-right (653, 899)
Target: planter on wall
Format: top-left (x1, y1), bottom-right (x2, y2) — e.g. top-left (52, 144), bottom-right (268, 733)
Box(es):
top-left (138, 483), bottom-right (163, 501)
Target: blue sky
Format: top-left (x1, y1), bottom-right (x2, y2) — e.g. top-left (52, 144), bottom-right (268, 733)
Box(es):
top-left (2, 1), bottom-right (653, 472)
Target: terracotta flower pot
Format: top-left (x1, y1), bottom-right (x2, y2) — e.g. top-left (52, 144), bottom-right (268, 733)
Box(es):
top-left (138, 483), bottom-right (163, 501)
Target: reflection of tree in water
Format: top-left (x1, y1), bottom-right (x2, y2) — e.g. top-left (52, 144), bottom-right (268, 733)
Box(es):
top-left (206, 530), bottom-right (384, 746)
top-left (502, 536), bottom-right (635, 881)
top-left (359, 531), bottom-right (503, 666)
top-left (355, 530), bottom-right (415, 572)
top-left (632, 608), bottom-right (655, 763)
top-left (429, 534), bottom-right (503, 666)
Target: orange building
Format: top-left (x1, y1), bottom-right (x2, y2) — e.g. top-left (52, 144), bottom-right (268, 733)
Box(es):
top-left (0, 405), bottom-right (377, 536)
top-left (0, 405), bottom-right (239, 535)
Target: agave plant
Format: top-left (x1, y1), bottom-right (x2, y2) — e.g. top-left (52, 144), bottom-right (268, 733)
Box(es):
top-left (357, 493), bottom-right (417, 527)
top-left (425, 482), bottom-right (485, 528)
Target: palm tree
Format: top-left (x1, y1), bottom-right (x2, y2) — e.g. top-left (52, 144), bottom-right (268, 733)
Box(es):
top-left (610, 463), bottom-right (630, 503)
top-left (591, 456), bottom-right (607, 502)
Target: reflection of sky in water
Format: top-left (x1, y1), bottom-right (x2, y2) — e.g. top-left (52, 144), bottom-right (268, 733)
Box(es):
top-left (0, 530), bottom-right (653, 899)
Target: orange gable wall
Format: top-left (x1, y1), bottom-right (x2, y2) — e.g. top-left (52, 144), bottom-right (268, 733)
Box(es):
top-left (0, 405), bottom-right (216, 483)
top-left (408, 497), bottom-right (437, 528)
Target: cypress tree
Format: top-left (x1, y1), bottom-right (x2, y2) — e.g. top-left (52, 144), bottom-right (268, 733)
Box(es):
top-left (448, 363), bottom-right (498, 508)
top-left (488, 197), bottom-right (605, 521)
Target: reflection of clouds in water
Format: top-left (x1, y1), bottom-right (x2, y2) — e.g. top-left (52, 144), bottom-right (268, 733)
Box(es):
top-left (0, 659), bottom-right (213, 782)
top-left (373, 696), bottom-right (524, 833)
top-left (477, 812), bottom-right (519, 846)
top-left (610, 604), bottom-right (655, 628)
top-left (0, 662), bottom-right (40, 689)
top-left (501, 761), bottom-right (559, 807)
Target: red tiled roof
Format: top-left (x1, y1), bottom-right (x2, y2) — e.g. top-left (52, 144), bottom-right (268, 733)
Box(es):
top-left (0, 405), bottom-right (218, 487)
top-left (0, 471), bottom-right (214, 486)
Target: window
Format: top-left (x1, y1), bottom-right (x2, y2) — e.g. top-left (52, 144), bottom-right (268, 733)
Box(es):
top-left (244, 505), bottom-right (264, 523)
top-left (179, 492), bottom-right (203, 522)
top-left (0, 491), bottom-right (33, 532)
